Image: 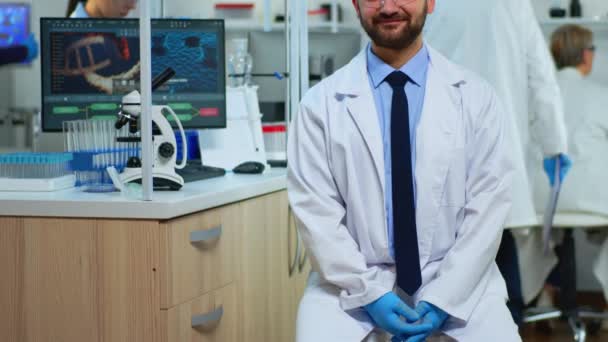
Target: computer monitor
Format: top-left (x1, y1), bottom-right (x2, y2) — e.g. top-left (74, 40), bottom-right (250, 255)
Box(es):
top-left (0, 3), bottom-right (30, 47)
top-left (248, 29), bottom-right (361, 122)
top-left (40, 18), bottom-right (226, 132)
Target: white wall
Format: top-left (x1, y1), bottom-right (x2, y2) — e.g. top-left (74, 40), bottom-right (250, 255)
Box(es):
top-left (163, 0), bottom-right (357, 23)
top-left (0, 63), bottom-right (13, 110)
top-left (0, 65), bottom-right (15, 148)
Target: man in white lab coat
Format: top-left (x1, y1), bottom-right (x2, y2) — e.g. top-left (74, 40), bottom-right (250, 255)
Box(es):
top-left (424, 0), bottom-right (571, 322)
top-left (288, 0), bottom-right (519, 340)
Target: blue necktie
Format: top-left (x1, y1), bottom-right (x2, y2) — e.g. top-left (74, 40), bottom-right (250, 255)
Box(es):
top-left (385, 71), bottom-right (422, 296)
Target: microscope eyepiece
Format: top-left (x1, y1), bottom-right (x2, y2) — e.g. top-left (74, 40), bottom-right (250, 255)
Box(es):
top-left (152, 67), bottom-right (176, 91)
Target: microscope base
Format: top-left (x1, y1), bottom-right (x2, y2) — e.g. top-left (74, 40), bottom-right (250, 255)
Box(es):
top-left (121, 168), bottom-right (185, 191)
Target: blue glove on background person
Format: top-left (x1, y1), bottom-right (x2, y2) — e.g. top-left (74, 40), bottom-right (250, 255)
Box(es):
top-left (543, 154), bottom-right (572, 186)
top-left (391, 301), bottom-right (448, 342)
top-left (365, 292), bottom-right (433, 337)
top-left (24, 33), bottom-right (38, 63)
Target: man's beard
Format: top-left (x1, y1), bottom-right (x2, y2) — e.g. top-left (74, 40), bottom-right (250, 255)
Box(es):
top-left (360, 2), bottom-right (428, 50)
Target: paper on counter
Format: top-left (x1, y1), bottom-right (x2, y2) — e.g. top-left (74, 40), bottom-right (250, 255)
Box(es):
top-left (542, 158), bottom-right (562, 255)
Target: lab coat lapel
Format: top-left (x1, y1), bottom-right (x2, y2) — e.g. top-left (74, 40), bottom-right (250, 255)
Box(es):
top-left (415, 48), bottom-right (461, 264)
top-left (339, 51), bottom-right (386, 192)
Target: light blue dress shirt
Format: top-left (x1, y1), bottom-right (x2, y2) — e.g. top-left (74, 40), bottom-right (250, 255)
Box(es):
top-left (366, 43), bottom-right (429, 258)
top-left (70, 2), bottom-right (89, 18)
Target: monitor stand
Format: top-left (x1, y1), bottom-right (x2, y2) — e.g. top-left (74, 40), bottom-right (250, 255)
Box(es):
top-left (267, 160), bottom-right (287, 168)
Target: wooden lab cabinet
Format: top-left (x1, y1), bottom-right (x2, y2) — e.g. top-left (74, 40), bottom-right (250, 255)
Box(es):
top-left (0, 190), bottom-right (310, 342)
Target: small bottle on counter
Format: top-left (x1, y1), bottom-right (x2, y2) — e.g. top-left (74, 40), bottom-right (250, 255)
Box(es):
top-left (570, 0), bottom-right (582, 17)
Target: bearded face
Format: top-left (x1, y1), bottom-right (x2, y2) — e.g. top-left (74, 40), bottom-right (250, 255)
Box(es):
top-left (357, 0), bottom-right (429, 50)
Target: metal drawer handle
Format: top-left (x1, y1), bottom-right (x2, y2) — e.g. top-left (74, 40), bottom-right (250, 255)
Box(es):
top-left (191, 305), bottom-right (224, 329)
top-left (290, 230), bottom-right (301, 277)
top-left (190, 225), bottom-right (222, 244)
top-left (298, 246), bottom-right (308, 273)
top-left (288, 206), bottom-right (301, 277)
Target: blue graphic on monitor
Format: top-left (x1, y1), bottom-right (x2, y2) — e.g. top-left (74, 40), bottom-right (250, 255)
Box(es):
top-left (151, 32), bottom-right (219, 94)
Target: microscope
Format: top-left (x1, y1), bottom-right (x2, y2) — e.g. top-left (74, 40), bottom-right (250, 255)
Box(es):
top-left (115, 68), bottom-right (187, 190)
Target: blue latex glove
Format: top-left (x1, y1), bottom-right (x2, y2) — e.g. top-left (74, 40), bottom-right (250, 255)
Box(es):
top-left (391, 301), bottom-right (448, 342)
top-left (365, 292), bottom-right (434, 337)
top-left (543, 154), bottom-right (572, 186)
top-left (24, 34), bottom-right (38, 63)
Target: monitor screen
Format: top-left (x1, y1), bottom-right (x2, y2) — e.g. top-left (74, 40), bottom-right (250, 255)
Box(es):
top-left (0, 3), bottom-right (30, 47)
top-left (40, 18), bottom-right (226, 132)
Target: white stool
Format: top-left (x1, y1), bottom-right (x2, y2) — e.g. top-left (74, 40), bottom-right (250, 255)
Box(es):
top-left (523, 213), bottom-right (608, 341)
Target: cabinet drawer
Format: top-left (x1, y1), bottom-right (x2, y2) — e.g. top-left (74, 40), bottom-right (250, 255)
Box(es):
top-left (160, 204), bottom-right (239, 308)
top-left (162, 283), bottom-right (236, 342)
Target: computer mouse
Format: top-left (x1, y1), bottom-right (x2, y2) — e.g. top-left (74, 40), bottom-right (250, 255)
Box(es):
top-left (233, 161), bottom-right (265, 174)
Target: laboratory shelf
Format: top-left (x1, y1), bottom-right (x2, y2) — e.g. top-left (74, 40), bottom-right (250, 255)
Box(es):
top-left (539, 18), bottom-right (608, 33)
top-left (540, 17), bottom-right (608, 25)
top-left (224, 21), bottom-right (360, 33)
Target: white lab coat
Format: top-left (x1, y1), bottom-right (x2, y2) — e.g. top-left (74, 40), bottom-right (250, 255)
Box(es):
top-left (527, 68), bottom-right (608, 303)
top-left (423, 0), bottom-right (568, 228)
top-left (287, 46), bottom-right (520, 341)
top-left (531, 69), bottom-right (608, 216)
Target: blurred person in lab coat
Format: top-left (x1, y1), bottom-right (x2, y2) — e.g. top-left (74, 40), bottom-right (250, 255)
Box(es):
top-left (530, 24), bottom-right (608, 324)
top-left (0, 34), bottom-right (38, 66)
top-left (288, 0), bottom-right (519, 340)
top-left (424, 0), bottom-right (572, 325)
top-left (66, 0), bottom-right (137, 18)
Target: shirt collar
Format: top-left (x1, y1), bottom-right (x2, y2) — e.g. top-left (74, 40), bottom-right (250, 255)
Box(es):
top-left (71, 2), bottom-right (90, 18)
top-left (366, 42), bottom-right (429, 89)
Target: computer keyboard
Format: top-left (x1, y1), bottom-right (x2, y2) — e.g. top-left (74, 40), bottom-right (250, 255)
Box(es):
top-left (267, 160), bottom-right (287, 168)
top-left (176, 161), bottom-right (226, 183)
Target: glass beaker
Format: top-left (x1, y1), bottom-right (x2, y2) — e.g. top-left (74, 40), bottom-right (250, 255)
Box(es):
top-left (227, 38), bottom-right (253, 87)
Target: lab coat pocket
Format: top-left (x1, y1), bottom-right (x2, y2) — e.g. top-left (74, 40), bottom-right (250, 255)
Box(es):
top-left (431, 205), bottom-right (464, 260)
top-left (432, 148), bottom-right (466, 259)
top-left (440, 147), bottom-right (466, 207)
